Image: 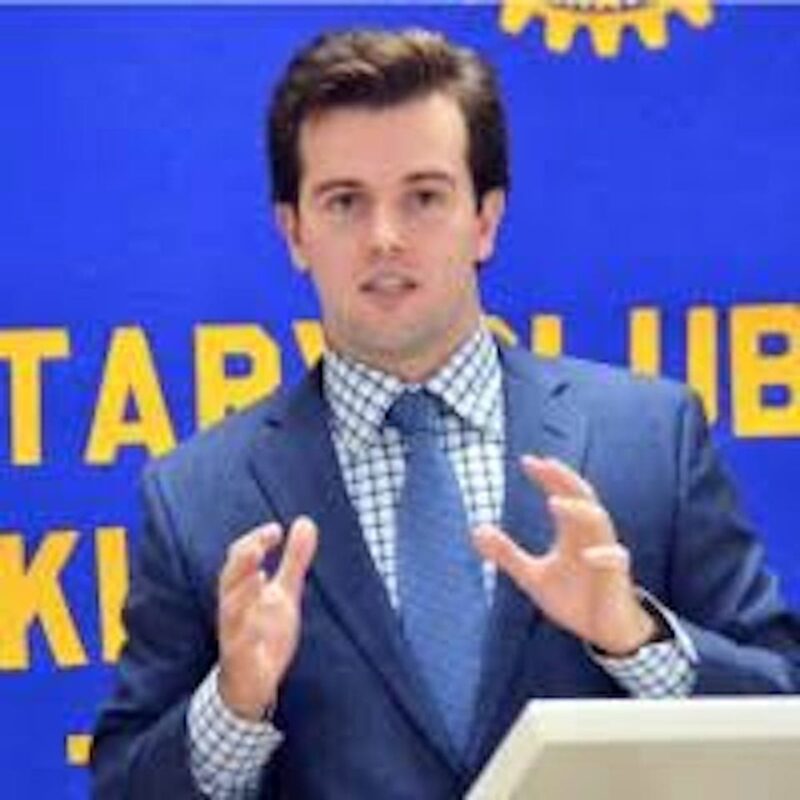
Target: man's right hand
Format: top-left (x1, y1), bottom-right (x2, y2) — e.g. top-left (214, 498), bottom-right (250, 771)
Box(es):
top-left (217, 517), bottom-right (318, 722)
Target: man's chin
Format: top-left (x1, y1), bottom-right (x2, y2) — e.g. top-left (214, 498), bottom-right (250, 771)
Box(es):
top-left (347, 329), bottom-right (456, 377)
top-left (356, 336), bottom-right (426, 366)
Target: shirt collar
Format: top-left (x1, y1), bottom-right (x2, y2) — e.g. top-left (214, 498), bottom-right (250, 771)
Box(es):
top-left (323, 325), bottom-right (503, 454)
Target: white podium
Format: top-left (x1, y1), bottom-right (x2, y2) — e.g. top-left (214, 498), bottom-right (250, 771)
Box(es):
top-left (467, 697), bottom-right (800, 800)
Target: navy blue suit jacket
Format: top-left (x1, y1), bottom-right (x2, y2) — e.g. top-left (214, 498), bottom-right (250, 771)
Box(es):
top-left (91, 346), bottom-right (800, 799)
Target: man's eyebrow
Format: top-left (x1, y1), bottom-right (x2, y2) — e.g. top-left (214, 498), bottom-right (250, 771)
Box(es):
top-left (311, 179), bottom-right (363, 199)
top-left (309, 171), bottom-right (455, 199)
top-left (405, 171), bottom-right (456, 187)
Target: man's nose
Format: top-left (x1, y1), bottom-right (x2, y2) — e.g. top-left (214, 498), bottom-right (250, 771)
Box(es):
top-left (368, 205), bottom-right (405, 257)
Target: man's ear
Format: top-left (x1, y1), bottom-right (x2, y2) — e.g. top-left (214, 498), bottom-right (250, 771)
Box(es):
top-left (475, 189), bottom-right (506, 263)
top-left (275, 203), bottom-right (309, 272)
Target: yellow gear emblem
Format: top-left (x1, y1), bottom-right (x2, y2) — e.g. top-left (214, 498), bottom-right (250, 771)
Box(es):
top-left (500, 0), bottom-right (714, 58)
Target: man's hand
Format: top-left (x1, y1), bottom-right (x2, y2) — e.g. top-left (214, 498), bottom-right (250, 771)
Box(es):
top-left (473, 456), bottom-right (655, 656)
top-left (217, 516), bottom-right (318, 721)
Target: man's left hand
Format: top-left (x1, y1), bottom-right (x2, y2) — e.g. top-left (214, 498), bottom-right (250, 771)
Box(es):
top-left (473, 455), bottom-right (656, 657)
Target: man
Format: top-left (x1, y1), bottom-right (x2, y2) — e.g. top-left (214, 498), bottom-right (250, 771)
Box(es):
top-left (91, 28), bottom-right (800, 799)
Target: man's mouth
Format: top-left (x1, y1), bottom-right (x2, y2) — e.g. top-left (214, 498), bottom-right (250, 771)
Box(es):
top-left (361, 273), bottom-right (419, 297)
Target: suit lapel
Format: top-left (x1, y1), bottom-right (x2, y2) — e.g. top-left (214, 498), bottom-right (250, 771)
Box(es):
top-left (246, 367), bottom-right (458, 770)
top-left (468, 347), bottom-right (589, 767)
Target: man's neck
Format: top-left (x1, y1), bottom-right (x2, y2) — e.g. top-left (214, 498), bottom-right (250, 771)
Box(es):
top-left (326, 324), bottom-right (484, 385)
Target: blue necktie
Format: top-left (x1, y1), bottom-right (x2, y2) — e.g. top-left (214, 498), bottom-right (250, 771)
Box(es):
top-left (388, 390), bottom-right (488, 754)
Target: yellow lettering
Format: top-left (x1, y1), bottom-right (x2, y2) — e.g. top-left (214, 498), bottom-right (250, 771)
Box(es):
top-left (686, 306), bottom-right (719, 424)
top-left (484, 315), bottom-right (518, 345)
top-left (0, 328), bottom-right (70, 465)
top-left (629, 307), bottom-right (662, 376)
top-left (0, 530), bottom-right (87, 669)
top-left (66, 734), bottom-right (92, 767)
top-left (195, 325), bottom-right (281, 429)
top-left (530, 314), bottom-right (563, 357)
top-left (85, 328), bottom-right (176, 464)
top-left (293, 320), bottom-right (325, 368)
top-left (96, 526), bottom-right (129, 663)
top-left (731, 303), bottom-right (799, 437)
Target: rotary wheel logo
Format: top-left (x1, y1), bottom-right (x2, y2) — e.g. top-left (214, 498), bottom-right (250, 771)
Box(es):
top-left (500, 0), bottom-right (714, 58)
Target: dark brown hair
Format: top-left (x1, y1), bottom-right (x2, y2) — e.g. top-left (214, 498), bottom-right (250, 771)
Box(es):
top-left (268, 28), bottom-right (509, 208)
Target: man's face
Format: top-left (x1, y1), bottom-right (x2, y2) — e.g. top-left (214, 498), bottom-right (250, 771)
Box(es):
top-left (277, 92), bottom-right (505, 380)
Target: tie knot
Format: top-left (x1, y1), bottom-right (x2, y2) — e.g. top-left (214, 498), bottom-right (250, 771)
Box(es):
top-left (387, 390), bottom-right (443, 438)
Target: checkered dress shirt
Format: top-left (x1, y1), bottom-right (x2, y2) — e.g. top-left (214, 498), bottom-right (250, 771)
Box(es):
top-left (187, 327), bottom-right (696, 798)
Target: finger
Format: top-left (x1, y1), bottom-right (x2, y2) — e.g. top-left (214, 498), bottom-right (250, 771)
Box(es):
top-left (219, 569), bottom-right (266, 632)
top-left (521, 455), bottom-right (596, 501)
top-left (473, 523), bottom-right (544, 590)
top-left (219, 523), bottom-right (283, 594)
top-left (548, 495), bottom-right (616, 551)
top-left (274, 516), bottom-right (319, 599)
top-left (581, 543), bottom-right (631, 572)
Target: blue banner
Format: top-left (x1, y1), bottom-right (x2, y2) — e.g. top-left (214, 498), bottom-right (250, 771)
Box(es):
top-left (0, 4), bottom-right (797, 796)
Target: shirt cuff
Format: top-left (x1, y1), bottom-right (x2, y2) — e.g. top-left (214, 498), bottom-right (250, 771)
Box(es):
top-left (187, 665), bottom-right (283, 798)
top-left (589, 591), bottom-right (698, 698)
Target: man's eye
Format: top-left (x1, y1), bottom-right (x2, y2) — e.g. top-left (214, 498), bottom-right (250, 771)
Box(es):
top-left (326, 193), bottom-right (360, 214)
top-left (411, 189), bottom-right (445, 209)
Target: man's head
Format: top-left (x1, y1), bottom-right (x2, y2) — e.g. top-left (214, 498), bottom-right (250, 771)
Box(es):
top-left (268, 28), bottom-right (509, 210)
top-left (268, 29), bottom-right (508, 381)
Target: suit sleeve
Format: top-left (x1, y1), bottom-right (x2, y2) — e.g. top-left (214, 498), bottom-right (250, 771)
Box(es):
top-left (90, 466), bottom-right (279, 799)
top-left (669, 392), bottom-right (800, 693)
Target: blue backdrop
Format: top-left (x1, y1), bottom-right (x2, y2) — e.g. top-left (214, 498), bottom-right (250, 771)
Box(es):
top-left (0, 4), bottom-right (797, 797)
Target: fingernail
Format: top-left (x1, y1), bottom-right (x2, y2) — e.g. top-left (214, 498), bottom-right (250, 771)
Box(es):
top-left (295, 516), bottom-right (318, 535)
top-left (260, 522), bottom-right (283, 541)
